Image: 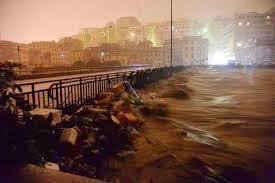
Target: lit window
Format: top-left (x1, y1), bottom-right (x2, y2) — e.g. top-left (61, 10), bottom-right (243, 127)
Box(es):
top-left (246, 22), bottom-right (250, 26)
top-left (238, 22), bottom-right (243, 26)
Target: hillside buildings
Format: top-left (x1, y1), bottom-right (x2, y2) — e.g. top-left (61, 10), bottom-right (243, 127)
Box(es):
top-left (221, 7), bottom-right (275, 65)
top-left (3, 7), bottom-right (274, 68)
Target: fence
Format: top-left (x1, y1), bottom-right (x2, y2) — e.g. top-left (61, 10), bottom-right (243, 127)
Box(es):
top-left (19, 66), bottom-right (184, 113)
top-left (16, 65), bottom-right (150, 79)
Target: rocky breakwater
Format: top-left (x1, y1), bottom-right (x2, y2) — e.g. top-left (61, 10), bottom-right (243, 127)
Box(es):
top-left (23, 81), bottom-right (168, 179)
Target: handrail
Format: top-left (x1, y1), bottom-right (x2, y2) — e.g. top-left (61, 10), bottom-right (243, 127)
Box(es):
top-left (17, 67), bottom-right (152, 86)
top-left (18, 66), bottom-right (184, 112)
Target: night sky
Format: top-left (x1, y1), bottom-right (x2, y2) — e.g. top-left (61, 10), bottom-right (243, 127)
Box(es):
top-left (0, 0), bottom-right (274, 43)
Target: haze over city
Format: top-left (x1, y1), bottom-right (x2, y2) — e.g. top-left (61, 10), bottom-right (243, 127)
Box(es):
top-left (0, 0), bottom-right (274, 43)
top-left (1, 0), bottom-right (275, 182)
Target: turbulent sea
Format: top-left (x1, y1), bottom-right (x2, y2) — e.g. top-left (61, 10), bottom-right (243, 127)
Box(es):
top-left (104, 68), bottom-right (275, 183)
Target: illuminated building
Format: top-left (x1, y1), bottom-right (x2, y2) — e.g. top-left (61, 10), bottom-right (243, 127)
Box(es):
top-left (208, 16), bottom-right (233, 62)
top-left (163, 37), bottom-right (209, 66)
top-left (233, 11), bottom-right (275, 65)
top-left (0, 40), bottom-right (19, 63)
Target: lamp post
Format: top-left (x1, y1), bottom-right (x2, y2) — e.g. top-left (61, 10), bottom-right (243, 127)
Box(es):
top-left (170, 0), bottom-right (173, 68)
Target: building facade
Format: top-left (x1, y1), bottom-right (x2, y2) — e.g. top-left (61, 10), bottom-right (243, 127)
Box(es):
top-left (0, 40), bottom-right (19, 63)
top-left (223, 9), bottom-right (275, 65)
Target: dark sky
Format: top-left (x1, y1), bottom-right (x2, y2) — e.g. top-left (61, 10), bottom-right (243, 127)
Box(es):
top-left (0, 0), bottom-right (274, 43)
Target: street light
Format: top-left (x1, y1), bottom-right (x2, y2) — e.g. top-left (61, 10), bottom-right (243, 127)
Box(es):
top-left (100, 52), bottom-right (105, 63)
top-left (170, 0), bottom-right (173, 68)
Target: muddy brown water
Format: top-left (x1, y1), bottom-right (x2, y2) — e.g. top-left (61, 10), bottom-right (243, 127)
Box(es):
top-left (102, 68), bottom-right (275, 183)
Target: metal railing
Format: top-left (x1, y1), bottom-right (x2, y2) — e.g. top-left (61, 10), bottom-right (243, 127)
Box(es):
top-left (16, 65), bottom-right (150, 79)
top-left (19, 66), bottom-right (184, 113)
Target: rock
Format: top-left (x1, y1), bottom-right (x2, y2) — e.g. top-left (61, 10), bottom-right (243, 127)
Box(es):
top-left (94, 114), bottom-right (109, 124)
top-left (59, 128), bottom-right (78, 145)
top-left (84, 106), bottom-right (109, 114)
top-left (79, 117), bottom-right (93, 126)
top-left (126, 126), bottom-right (139, 136)
top-left (76, 106), bottom-right (109, 116)
top-left (120, 92), bottom-right (130, 101)
top-left (112, 82), bottom-right (126, 97)
top-left (79, 125), bottom-right (90, 136)
top-left (62, 115), bottom-right (72, 123)
top-left (98, 135), bottom-right (106, 141)
top-left (112, 81), bottom-right (139, 98)
top-left (45, 162), bottom-right (60, 171)
top-left (116, 112), bottom-right (139, 125)
top-left (73, 126), bottom-right (83, 137)
top-left (25, 108), bottom-right (62, 126)
top-left (91, 149), bottom-right (100, 155)
top-left (112, 100), bottom-right (125, 111)
top-left (83, 132), bottom-right (97, 146)
top-left (98, 92), bottom-right (114, 99)
top-left (111, 115), bottom-right (121, 125)
top-left (97, 92), bottom-right (115, 105)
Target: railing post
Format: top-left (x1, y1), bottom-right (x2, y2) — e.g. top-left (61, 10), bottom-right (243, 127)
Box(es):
top-left (95, 76), bottom-right (98, 96)
top-left (80, 77), bottom-right (83, 105)
top-left (55, 83), bottom-right (59, 108)
top-left (31, 83), bottom-right (35, 108)
top-left (59, 80), bottom-right (63, 108)
top-left (107, 74), bottom-right (111, 88)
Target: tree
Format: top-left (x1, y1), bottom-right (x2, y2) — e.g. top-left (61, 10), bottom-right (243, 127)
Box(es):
top-left (0, 62), bottom-right (29, 167)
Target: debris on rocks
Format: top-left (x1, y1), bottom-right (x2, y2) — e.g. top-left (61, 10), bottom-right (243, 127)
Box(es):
top-left (23, 81), bottom-right (168, 179)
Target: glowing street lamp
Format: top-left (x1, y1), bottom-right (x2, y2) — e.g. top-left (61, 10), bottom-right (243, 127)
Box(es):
top-left (100, 52), bottom-right (105, 63)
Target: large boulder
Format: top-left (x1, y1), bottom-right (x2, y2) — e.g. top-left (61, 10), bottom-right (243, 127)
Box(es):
top-left (25, 108), bottom-right (62, 126)
top-left (59, 127), bottom-right (79, 145)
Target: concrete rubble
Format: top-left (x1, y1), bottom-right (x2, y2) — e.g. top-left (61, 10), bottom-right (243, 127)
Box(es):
top-left (23, 81), bottom-right (168, 179)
